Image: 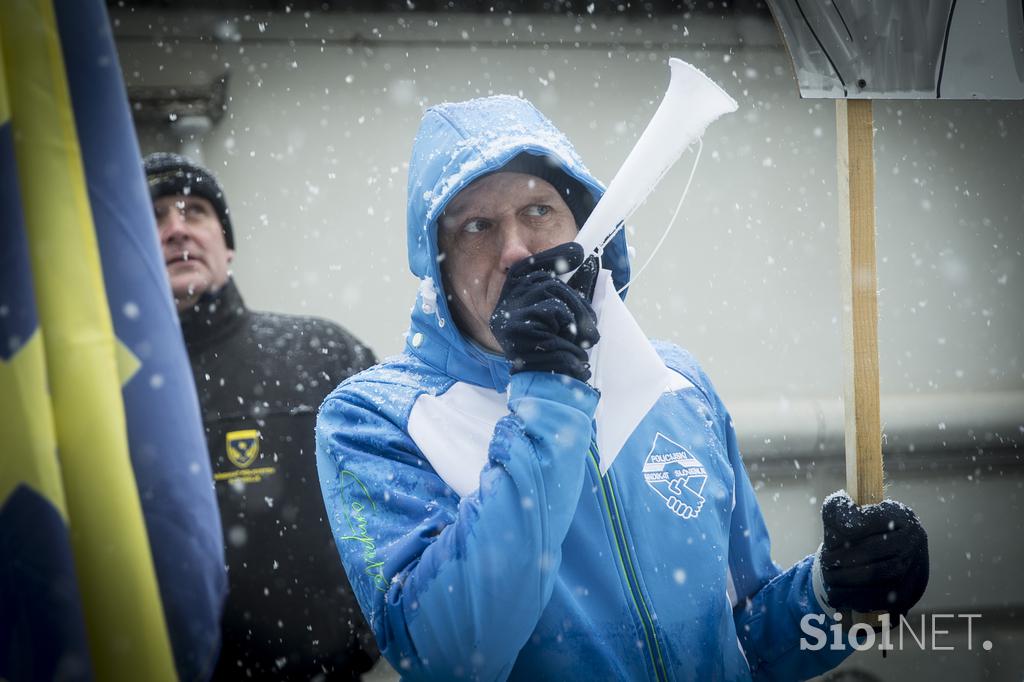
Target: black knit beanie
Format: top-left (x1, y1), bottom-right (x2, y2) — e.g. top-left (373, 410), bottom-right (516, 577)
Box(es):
top-left (497, 152), bottom-right (596, 229)
top-left (144, 152), bottom-right (234, 249)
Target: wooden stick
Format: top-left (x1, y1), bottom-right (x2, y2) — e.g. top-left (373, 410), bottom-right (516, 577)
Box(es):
top-left (837, 99), bottom-right (887, 632)
top-left (836, 99), bottom-right (884, 507)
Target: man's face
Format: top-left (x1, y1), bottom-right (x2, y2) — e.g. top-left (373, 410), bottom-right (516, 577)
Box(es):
top-left (154, 194), bottom-right (234, 312)
top-left (438, 172), bottom-right (578, 352)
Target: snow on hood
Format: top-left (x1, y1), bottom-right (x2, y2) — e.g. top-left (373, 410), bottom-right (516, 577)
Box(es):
top-left (404, 94), bottom-right (631, 391)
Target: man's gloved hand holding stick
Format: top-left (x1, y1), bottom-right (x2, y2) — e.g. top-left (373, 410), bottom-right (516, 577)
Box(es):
top-left (819, 491), bottom-right (930, 619)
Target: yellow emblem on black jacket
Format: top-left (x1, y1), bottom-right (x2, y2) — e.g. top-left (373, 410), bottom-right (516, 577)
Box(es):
top-left (226, 429), bottom-right (260, 469)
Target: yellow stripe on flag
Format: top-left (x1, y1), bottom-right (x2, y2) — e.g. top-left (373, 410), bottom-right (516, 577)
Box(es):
top-left (0, 29), bottom-right (7, 119)
top-left (0, 1), bottom-right (176, 679)
top-left (0, 24), bottom-right (67, 521)
top-left (0, 332), bottom-right (67, 519)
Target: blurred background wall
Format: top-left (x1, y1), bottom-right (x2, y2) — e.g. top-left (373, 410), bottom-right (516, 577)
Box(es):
top-left (112, 2), bottom-right (1023, 679)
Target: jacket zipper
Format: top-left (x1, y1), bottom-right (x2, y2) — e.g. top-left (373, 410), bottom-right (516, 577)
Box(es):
top-left (589, 446), bottom-right (668, 682)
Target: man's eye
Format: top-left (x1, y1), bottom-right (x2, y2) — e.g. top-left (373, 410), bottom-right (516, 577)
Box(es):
top-left (463, 219), bottom-right (490, 234)
top-left (524, 205), bottom-right (551, 217)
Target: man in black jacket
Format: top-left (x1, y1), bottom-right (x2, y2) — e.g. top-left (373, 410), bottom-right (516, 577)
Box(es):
top-left (145, 152), bottom-right (379, 681)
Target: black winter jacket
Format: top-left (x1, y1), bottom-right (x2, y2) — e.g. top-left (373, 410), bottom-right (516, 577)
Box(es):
top-left (180, 279), bottom-right (377, 681)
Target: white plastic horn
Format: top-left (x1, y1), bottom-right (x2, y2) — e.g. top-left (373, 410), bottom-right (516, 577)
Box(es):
top-left (574, 59), bottom-right (738, 474)
top-left (575, 58), bottom-right (738, 257)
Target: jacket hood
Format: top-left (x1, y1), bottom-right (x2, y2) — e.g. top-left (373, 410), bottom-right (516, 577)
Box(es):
top-left (404, 95), bottom-right (631, 391)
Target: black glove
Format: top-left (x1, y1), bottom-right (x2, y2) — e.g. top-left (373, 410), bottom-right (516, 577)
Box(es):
top-left (489, 242), bottom-right (600, 383)
top-left (819, 491), bottom-right (929, 617)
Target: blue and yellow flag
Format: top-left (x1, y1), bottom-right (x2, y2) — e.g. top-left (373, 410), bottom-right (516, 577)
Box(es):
top-left (0, 1), bottom-right (226, 680)
top-left (0, 30), bottom-right (93, 681)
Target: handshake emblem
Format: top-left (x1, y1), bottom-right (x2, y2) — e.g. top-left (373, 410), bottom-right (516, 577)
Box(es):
top-left (643, 433), bottom-right (707, 520)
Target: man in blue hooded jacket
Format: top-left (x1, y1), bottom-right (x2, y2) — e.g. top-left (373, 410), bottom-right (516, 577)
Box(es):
top-left (316, 95), bottom-right (929, 681)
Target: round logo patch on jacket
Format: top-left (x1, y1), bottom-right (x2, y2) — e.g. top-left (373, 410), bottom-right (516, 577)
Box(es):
top-left (643, 432), bottom-right (707, 519)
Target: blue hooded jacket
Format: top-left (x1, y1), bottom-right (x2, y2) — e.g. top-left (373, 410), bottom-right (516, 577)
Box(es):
top-left (316, 95), bottom-right (852, 681)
